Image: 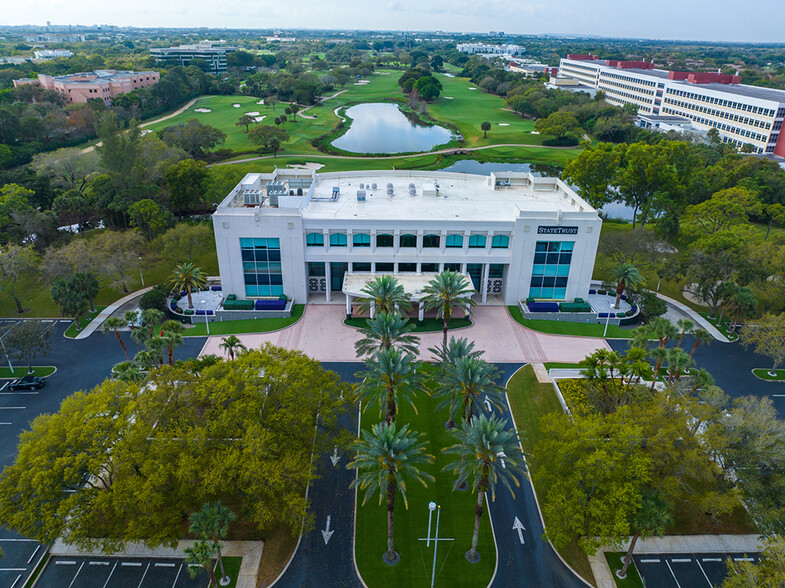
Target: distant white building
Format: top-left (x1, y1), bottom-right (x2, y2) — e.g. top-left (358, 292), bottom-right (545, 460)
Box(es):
top-left (457, 43), bottom-right (524, 56)
top-left (24, 33), bottom-right (85, 43)
top-left (150, 41), bottom-right (239, 75)
top-left (33, 49), bottom-right (73, 60)
top-left (212, 169), bottom-right (601, 307)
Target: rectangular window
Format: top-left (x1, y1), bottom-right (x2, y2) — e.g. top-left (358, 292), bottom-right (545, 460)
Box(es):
top-left (399, 234), bottom-right (417, 248)
top-left (445, 234), bottom-right (463, 248)
top-left (308, 262), bottom-right (325, 277)
top-left (398, 263), bottom-right (417, 272)
top-left (529, 241), bottom-right (573, 300)
top-left (376, 233), bottom-right (394, 247)
top-left (423, 234), bottom-right (440, 248)
top-left (421, 263), bottom-right (439, 272)
top-left (444, 263), bottom-right (462, 272)
top-left (241, 238), bottom-right (284, 297)
top-left (375, 262), bottom-right (394, 273)
top-left (353, 233), bottom-right (371, 247)
top-left (353, 262), bottom-right (372, 272)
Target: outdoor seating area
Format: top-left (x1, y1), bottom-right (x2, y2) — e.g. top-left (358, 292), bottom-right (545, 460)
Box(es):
top-left (519, 291), bottom-right (640, 326)
top-left (168, 287), bottom-right (294, 323)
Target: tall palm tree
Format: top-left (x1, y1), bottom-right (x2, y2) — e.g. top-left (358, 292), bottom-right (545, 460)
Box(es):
top-left (354, 311), bottom-right (420, 358)
top-left (665, 347), bottom-right (693, 385)
top-left (134, 349), bottom-right (158, 370)
top-left (649, 317), bottom-right (678, 349)
top-left (111, 361), bottom-right (143, 382)
top-left (168, 262), bottom-right (208, 309)
top-left (357, 275), bottom-right (412, 316)
top-left (145, 335), bottom-right (166, 368)
top-left (649, 347), bottom-right (669, 391)
top-left (629, 325), bottom-right (653, 350)
top-left (688, 368), bottom-right (714, 395)
top-left (421, 271), bottom-right (477, 348)
top-left (689, 328), bottom-right (712, 360)
top-left (125, 310), bottom-right (142, 351)
top-left (610, 263), bottom-right (645, 309)
top-left (219, 335), bottom-right (247, 360)
top-left (161, 320), bottom-right (185, 365)
top-left (617, 494), bottom-right (673, 579)
top-left (184, 538), bottom-right (218, 587)
top-left (140, 308), bottom-right (164, 341)
top-left (428, 336), bottom-right (482, 373)
top-left (189, 502), bottom-right (236, 586)
top-left (355, 348), bottom-right (422, 423)
top-left (348, 422), bottom-right (434, 565)
top-left (443, 414), bottom-right (524, 563)
top-left (102, 316), bottom-right (129, 360)
top-left (675, 319), bottom-right (694, 349)
top-left (437, 357), bottom-right (504, 428)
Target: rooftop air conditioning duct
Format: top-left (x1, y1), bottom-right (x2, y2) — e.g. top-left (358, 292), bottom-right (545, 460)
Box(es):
top-left (387, 183), bottom-right (394, 196)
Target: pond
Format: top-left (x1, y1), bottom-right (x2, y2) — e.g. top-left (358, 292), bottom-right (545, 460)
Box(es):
top-left (332, 102), bottom-right (454, 154)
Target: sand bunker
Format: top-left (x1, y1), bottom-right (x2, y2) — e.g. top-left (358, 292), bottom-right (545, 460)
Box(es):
top-left (443, 97), bottom-right (454, 100)
top-left (288, 162), bottom-right (325, 171)
top-left (531, 131), bottom-right (540, 134)
top-left (233, 104), bottom-right (241, 107)
top-left (193, 108), bottom-right (212, 113)
top-left (254, 116), bottom-right (266, 122)
top-left (245, 111), bottom-right (261, 116)
top-left (468, 87), bottom-right (477, 90)
top-left (498, 123), bottom-right (510, 126)
top-left (257, 99), bottom-right (265, 104)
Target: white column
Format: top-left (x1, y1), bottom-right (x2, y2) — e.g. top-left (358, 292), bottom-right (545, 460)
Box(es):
top-left (418, 303), bottom-right (425, 322)
top-left (325, 264), bottom-right (332, 302)
top-left (346, 294), bottom-right (352, 317)
top-left (481, 264), bottom-right (489, 304)
top-left (370, 300), bottom-right (375, 319)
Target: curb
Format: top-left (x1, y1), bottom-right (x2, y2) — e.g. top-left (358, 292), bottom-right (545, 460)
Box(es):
top-left (750, 369), bottom-right (785, 382)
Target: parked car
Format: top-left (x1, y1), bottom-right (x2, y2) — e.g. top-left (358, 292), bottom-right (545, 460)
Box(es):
top-left (8, 374), bottom-right (46, 391)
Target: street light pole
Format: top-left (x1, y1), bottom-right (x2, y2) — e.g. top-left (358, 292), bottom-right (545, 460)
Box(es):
top-left (603, 301), bottom-right (612, 337)
top-left (426, 502), bottom-right (436, 547)
top-left (0, 331), bottom-right (14, 374)
top-left (138, 256), bottom-right (144, 287)
top-left (201, 300), bottom-right (210, 335)
top-left (431, 505), bottom-right (441, 588)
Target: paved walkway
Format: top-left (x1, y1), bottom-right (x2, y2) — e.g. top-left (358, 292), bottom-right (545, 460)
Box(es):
top-left (588, 535), bottom-right (762, 588)
top-left (73, 286), bottom-right (153, 339)
top-left (199, 304), bottom-right (609, 362)
top-left (50, 539), bottom-right (263, 588)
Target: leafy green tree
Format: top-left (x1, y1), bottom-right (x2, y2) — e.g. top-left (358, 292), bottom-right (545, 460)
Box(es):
top-left (51, 276), bottom-right (89, 329)
top-left (421, 271), bottom-right (476, 348)
top-left (236, 114), bottom-right (255, 133)
top-left (480, 121), bottom-right (491, 138)
top-left (681, 187), bottom-right (761, 239)
top-left (189, 502), bottom-right (236, 585)
top-left (723, 285), bottom-right (757, 333)
top-left (413, 75), bottom-right (442, 101)
top-left (248, 125), bottom-right (290, 151)
top-left (91, 230), bottom-right (144, 293)
top-left (741, 313), bottom-right (785, 376)
top-left (354, 311), bottom-right (420, 358)
top-left (616, 493), bottom-right (673, 579)
top-left (161, 320), bottom-right (185, 365)
top-left (164, 159), bottom-right (209, 213)
top-left (0, 244), bottom-right (40, 314)
top-left (128, 199), bottom-right (173, 242)
top-left (158, 119), bottom-right (226, 158)
top-left (156, 223), bottom-right (213, 265)
top-left (168, 262), bottom-right (207, 309)
top-left (355, 348), bottom-right (422, 424)
top-left (357, 275), bottom-right (412, 316)
top-left (437, 357), bottom-right (504, 428)
top-left (610, 263), bottom-right (645, 309)
top-left (665, 347), bottom-right (693, 385)
top-left (103, 317), bottom-right (129, 360)
top-left (184, 539), bottom-right (218, 587)
top-left (534, 111), bottom-right (579, 140)
top-left (219, 335), bottom-right (246, 360)
top-left (2, 320), bottom-right (51, 374)
top-left (615, 142), bottom-right (679, 228)
top-left (723, 536), bottom-right (785, 588)
top-left (348, 422), bottom-right (434, 565)
top-left (443, 414), bottom-right (524, 563)
top-left (562, 143), bottom-right (621, 209)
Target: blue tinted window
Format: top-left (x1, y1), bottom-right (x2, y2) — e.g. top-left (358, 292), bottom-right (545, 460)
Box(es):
top-left (330, 233), bottom-right (347, 247)
top-left (491, 235), bottom-right (510, 249)
top-left (529, 241), bottom-right (574, 300)
top-left (469, 235), bottom-right (486, 248)
top-left (306, 232), bottom-right (324, 246)
top-left (241, 237), bottom-right (284, 298)
top-left (446, 234), bottom-right (463, 248)
top-left (353, 233), bottom-right (371, 247)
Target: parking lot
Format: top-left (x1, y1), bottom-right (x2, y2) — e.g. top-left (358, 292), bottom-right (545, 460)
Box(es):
top-left (634, 552), bottom-right (760, 587)
top-left (36, 556), bottom-right (209, 588)
top-left (0, 537), bottom-right (46, 588)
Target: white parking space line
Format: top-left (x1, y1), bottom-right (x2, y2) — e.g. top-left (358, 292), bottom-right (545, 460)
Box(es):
top-left (734, 557), bottom-right (755, 561)
top-left (102, 562), bottom-right (118, 588)
top-left (0, 568), bottom-right (26, 571)
top-left (89, 561), bottom-right (111, 565)
top-left (702, 558), bottom-right (723, 562)
top-left (27, 545), bottom-right (40, 564)
top-left (696, 558), bottom-right (713, 586)
top-left (155, 562), bottom-right (176, 567)
top-left (671, 558), bottom-right (692, 562)
top-left (56, 560), bottom-right (77, 565)
top-left (0, 392), bottom-right (39, 396)
top-left (0, 407), bottom-right (25, 410)
top-left (172, 563), bottom-right (183, 588)
top-left (9, 574), bottom-right (22, 588)
top-left (665, 560), bottom-right (682, 588)
top-left (68, 561), bottom-right (85, 588)
top-left (640, 558), bottom-right (661, 563)
top-left (0, 422), bottom-right (12, 425)
top-left (773, 394), bottom-right (785, 398)
top-left (137, 563), bottom-right (150, 588)
top-left (0, 382), bottom-right (8, 391)
top-left (121, 561), bottom-right (143, 567)
top-left (0, 539), bottom-right (38, 542)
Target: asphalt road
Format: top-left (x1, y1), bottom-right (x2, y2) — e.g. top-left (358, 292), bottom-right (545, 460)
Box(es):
top-left (36, 555), bottom-right (208, 588)
top-left (0, 322), bottom-right (206, 588)
top-left (634, 552), bottom-right (760, 587)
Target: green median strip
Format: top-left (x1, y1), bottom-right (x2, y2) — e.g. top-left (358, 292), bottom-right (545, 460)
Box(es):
top-left (63, 306), bottom-right (107, 339)
top-left (0, 366), bottom-right (56, 378)
top-left (185, 304), bottom-right (305, 336)
top-left (752, 368), bottom-right (785, 381)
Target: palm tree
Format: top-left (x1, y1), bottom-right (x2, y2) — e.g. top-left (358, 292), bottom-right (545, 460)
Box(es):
top-left (102, 316), bottom-right (129, 360)
top-left (348, 422), bottom-right (435, 565)
top-left (675, 319), bottom-right (694, 348)
top-left (168, 262), bottom-right (208, 309)
top-left (140, 308), bottom-right (164, 340)
top-left (689, 328), bottom-right (712, 360)
top-left (189, 502), bottom-right (236, 586)
top-left (629, 325), bottom-right (652, 351)
top-left (354, 311), bottom-right (420, 358)
top-left (665, 347), bottom-right (693, 385)
top-left (610, 263), bottom-right (645, 310)
top-left (219, 335), bottom-right (246, 360)
top-left (134, 349), bottom-right (158, 370)
top-left (357, 275), bottom-right (412, 316)
top-left (145, 335), bottom-right (166, 368)
top-left (649, 317), bottom-right (678, 349)
top-left (428, 336), bottom-right (483, 373)
top-left (184, 538), bottom-right (218, 587)
top-left (355, 348), bottom-right (422, 423)
top-left (437, 357), bottom-right (504, 428)
top-left (125, 310), bottom-right (142, 351)
top-left (161, 320), bottom-right (185, 365)
top-left (443, 414), bottom-right (524, 563)
top-left (480, 121), bottom-right (491, 138)
top-left (688, 368), bottom-right (714, 395)
top-left (649, 347), bottom-right (669, 390)
top-left (617, 494), bottom-right (673, 579)
top-left (111, 361), bottom-right (144, 382)
top-left (421, 271), bottom-right (477, 348)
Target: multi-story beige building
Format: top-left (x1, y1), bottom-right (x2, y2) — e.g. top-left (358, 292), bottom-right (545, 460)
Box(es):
top-left (13, 69), bottom-right (159, 105)
top-left (559, 55), bottom-right (785, 156)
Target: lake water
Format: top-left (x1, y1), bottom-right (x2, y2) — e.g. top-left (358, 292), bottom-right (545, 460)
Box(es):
top-left (332, 103), bottom-right (454, 154)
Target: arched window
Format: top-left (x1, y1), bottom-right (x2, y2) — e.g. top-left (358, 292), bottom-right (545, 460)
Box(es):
top-left (376, 233), bottom-right (394, 247)
top-left (423, 234), bottom-right (440, 248)
top-left (491, 234), bottom-right (510, 249)
top-left (445, 234), bottom-right (463, 248)
top-left (399, 234), bottom-right (417, 248)
top-left (329, 233), bottom-right (347, 247)
top-left (468, 234), bottom-right (487, 248)
top-left (353, 233), bottom-right (371, 247)
top-left (305, 232), bottom-right (324, 247)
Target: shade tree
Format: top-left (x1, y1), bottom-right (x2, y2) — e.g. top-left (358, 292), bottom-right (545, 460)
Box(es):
top-left (0, 244), bottom-right (40, 314)
top-left (1, 320), bottom-right (52, 374)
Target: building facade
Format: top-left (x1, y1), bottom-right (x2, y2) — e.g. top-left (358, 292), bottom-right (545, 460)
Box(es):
top-left (457, 43), bottom-right (525, 56)
top-left (150, 41), bottom-right (239, 75)
top-left (212, 170), bottom-right (601, 306)
top-left (558, 55), bottom-right (785, 156)
top-left (13, 69), bottom-right (159, 105)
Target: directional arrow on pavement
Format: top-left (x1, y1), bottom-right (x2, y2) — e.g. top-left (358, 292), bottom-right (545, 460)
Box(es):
top-left (483, 395), bottom-right (492, 412)
top-left (330, 446), bottom-right (340, 467)
top-left (321, 515), bottom-right (335, 545)
top-left (497, 451), bottom-right (507, 469)
top-left (512, 516), bottom-right (526, 544)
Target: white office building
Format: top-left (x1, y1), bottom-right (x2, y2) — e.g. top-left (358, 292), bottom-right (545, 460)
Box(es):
top-left (457, 43), bottom-right (525, 56)
top-left (558, 55), bottom-right (785, 156)
top-left (212, 169), bottom-right (601, 310)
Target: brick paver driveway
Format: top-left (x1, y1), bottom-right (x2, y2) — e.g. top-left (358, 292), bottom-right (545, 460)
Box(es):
top-left (199, 304), bottom-right (609, 363)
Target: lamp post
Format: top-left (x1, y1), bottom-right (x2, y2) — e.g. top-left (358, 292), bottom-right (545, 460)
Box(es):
top-left (138, 256), bottom-right (144, 287)
top-left (201, 299), bottom-right (210, 335)
top-left (0, 331), bottom-right (14, 375)
top-left (430, 505), bottom-right (441, 588)
top-left (603, 301), bottom-right (613, 337)
top-left (656, 257), bottom-right (666, 292)
top-left (426, 502), bottom-right (436, 547)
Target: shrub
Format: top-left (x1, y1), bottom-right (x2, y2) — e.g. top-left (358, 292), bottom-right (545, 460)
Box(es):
top-left (542, 136), bottom-right (579, 147)
top-left (139, 284), bottom-right (169, 312)
top-left (557, 378), bottom-right (590, 414)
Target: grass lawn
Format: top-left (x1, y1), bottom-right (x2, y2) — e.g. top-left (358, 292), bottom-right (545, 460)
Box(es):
top-left (605, 552), bottom-right (643, 588)
top-left (543, 362), bottom-right (582, 370)
top-left (256, 525), bottom-right (298, 587)
top-left (186, 304), bottom-right (305, 336)
top-left (507, 305), bottom-right (631, 339)
top-left (63, 305), bottom-right (106, 338)
top-left (0, 366), bottom-right (56, 378)
top-left (504, 365), bottom-right (596, 585)
top-left (344, 316), bottom-right (472, 333)
top-left (355, 392), bottom-right (496, 588)
top-left (752, 368), bottom-right (785, 381)
top-left (700, 313), bottom-right (739, 341)
top-left (213, 556), bottom-right (242, 588)
top-left (23, 553), bottom-right (49, 588)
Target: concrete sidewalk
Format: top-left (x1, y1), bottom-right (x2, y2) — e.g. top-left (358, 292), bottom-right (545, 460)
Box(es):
top-left (73, 286), bottom-right (153, 339)
top-left (50, 539), bottom-right (263, 588)
top-left (588, 535), bottom-right (762, 587)
top-left (654, 292), bottom-right (729, 343)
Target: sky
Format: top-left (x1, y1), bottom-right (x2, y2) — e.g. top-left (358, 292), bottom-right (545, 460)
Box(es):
top-left (2, 0), bottom-right (784, 44)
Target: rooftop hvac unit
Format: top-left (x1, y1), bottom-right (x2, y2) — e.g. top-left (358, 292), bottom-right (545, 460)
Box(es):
top-left (359, 183), bottom-right (365, 189)
top-left (387, 183), bottom-right (394, 196)
top-left (356, 190), bottom-right (366, 202)
top-left (408, 183), bottom-right (416, 196)
top-left (371, 183), bottom-right (377, 190)
top-left (242, 190), bottom-right (261, 206)
top-left (266, 181), bottom-right (287, 207)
